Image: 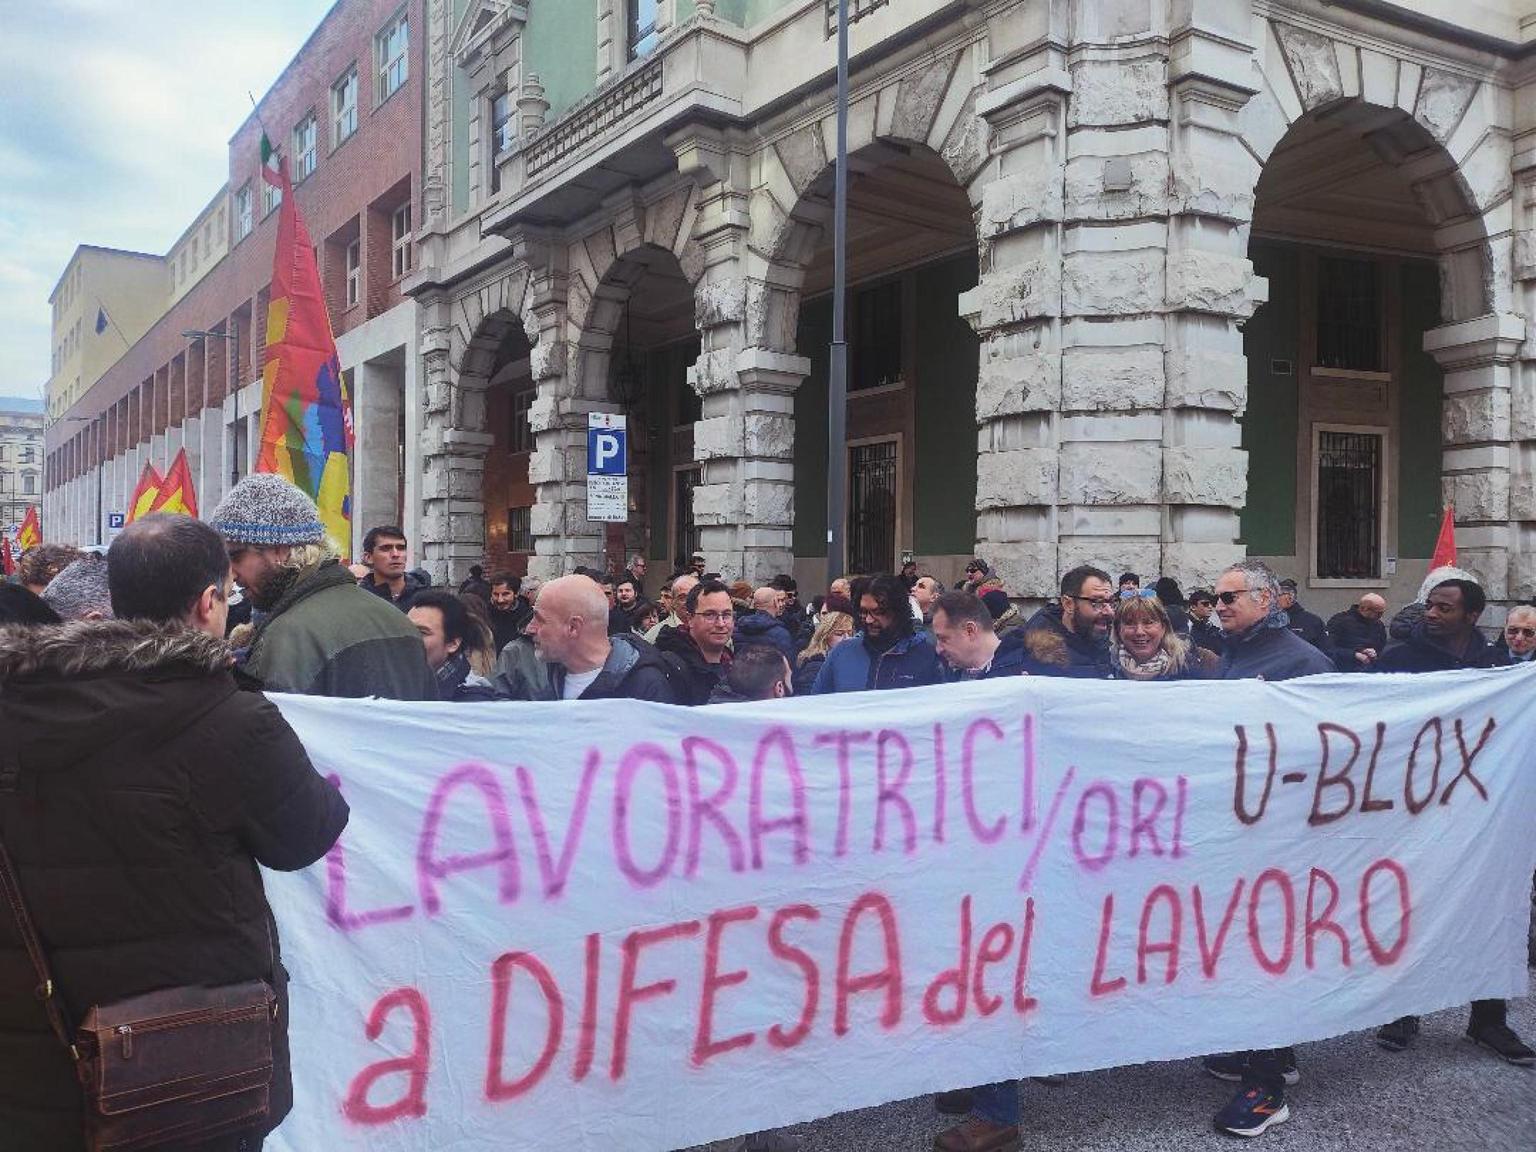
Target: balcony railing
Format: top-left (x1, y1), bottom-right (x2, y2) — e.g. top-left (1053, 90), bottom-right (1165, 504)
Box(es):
top-left (523, 57), bottom-right (664, 179)
top-left (826, 0), bottom-right (889, 37)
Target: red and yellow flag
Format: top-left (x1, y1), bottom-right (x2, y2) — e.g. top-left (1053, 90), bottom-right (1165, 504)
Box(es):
top-left (255, 135), bottom-right (353, 553)
top-left (1430, 505), bottom-right (1457, 570)
top-left (148, 449), bottom-right (198, 518)
top-left (17, 507), bottom-right (41, 551)
top-left (126, 462), bottom-right (165, 524)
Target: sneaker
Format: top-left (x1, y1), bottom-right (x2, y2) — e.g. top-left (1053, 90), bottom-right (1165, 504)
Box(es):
top-left (1376, 1015), bottom-right (1420, 1052)
top-left (934, 1088), bottom-right (974, 1115)
top-left (1466, 1020), bottom-right (1536, 1066)
top-left (933, 1117), bottom-right (1021, 1152)
top-left (1203, 1053), bottom-right (1300, 1087)
top-left (1213, 1086), bottom-right (1290, 1138)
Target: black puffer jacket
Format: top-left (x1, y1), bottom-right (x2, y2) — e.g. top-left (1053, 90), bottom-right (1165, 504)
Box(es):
top-left (1023, 603), bottom-right (1112, 678)
top-left (1377, 623), bottom-right (1506, 673)
top-left (655, 626), bottom-right (728, 705)
top-left (1326, 606), bottom-right (1388, 672)
top-left (0, 621), bottom-right (349, 1150)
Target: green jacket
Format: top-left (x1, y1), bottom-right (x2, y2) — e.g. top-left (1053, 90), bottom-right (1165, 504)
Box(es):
top-left (244, 561), bottom-right (437, 699)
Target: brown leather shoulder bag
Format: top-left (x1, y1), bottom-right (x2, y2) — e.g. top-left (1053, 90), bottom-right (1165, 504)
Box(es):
top-left (0, 836), bottom-right (275, 1151)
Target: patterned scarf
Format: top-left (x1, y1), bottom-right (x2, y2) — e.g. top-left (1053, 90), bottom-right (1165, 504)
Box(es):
top-left (1115, 643), bottom-right (1175, 681)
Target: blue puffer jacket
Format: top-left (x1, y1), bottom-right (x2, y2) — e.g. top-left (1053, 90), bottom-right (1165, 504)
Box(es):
top-left (810, 630), bottom-right (944, 693)
top-left (732, 610), bottom-right (797, 667)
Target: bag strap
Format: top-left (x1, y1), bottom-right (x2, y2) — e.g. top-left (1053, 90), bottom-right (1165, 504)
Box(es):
top-left (0, 835), bottom-right (77, 1058)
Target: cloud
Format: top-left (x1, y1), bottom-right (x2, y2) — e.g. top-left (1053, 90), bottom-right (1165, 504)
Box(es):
top-left (0, 0), bottom-right (333, 392)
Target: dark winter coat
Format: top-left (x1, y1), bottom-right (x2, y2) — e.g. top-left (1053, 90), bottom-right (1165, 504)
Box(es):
top-left (1325, 607), bottom-right (1388, 672)
top-left (1388, 602), bottom-right (1425, 641)
top-left (1189, 616), bottom-right (1225, 656)
top-left (1219, 616), bottom-right (1336, 681)
top-left (655, 625), bottom-right (729, 705)
top-left (732, 611), bottom-right (798, 667)
top-left (244, 561), bottom-right (437, 700)
top-left (0, 621), bottom-right (349, 1150)
top-left (1282, 599), bottom-right (1329, 651)
top-left (792, 652), bottom-right (826, 697)
top-left (1376, 623), bottom-right (1507, 673)
top-left (360, 568), bottom-right (430, 612)
top-left (1023, 603), bottom-right (1112, 678)
top-left (433, 651), bottom-right (500, 701)
top-left (490, 600), bottom-right (533, 655)
top-left (495, 633), bottom-right (678, 703)
top-left (944, 628), bottom-right (1071, 681)
top-left (810, 629), bottom-right (944, 693)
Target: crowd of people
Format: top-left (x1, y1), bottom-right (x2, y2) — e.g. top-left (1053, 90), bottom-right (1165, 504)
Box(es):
top-left (1, 471), bottom-right (1532, 1150)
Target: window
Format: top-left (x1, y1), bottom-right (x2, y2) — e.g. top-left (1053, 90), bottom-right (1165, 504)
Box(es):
top-left (391, 202), bottom-right (413, 279)
top-left (190, 237), bottom-right (199, 267)
top-left (262, 169), bottom-right (283, 216)
top-left (293, 113), bottom-right (318, 181)
top-left (345, 239), bottom-right (361, 308)
top-left (1315, 427), bottom-right (1385, 580)
top-left (235, 184), bottom-right (253, 239)
top-left (376, 11), bottom-right (408, 104)
top-left (507, 505), bottom-right (533, 553)
top-left (488, 90), bottom-right (513, 194)
top-left (1316, 257), bottom-right (1383, 372)
top-left (851, 278), bottom-right (903, 391)
top-left (21, 446), bottom-right (34, 463)
top-left (848, 438), bottom-right (899, 574)
top-left (628, 0), bottom-right (660, 60)
top-left (332, 67), bottom-right (358, 147)
top-left (23, 474), bottom-right (35, 496)
top-left (673, 466), bottom-right (702, 565)
top-left (509, 387), bottom-right (534, 453)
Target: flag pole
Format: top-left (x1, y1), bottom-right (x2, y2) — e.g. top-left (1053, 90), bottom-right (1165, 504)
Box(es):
top-left (825, 0), bottom-right (850, 583)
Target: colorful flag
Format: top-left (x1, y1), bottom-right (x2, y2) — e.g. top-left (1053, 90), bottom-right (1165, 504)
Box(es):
top-left (1, 534), bottom-right (13, 577)
top-left (254, 134), bottom-right (353, 553)
top-left (17, 507), bottom-right (41, 552)
top-left (126, 462), bottom-right (165, 524)
top-left (1431, 505), bottom-right (1457, 570)
top-left (149, 448), bottom-right (199, 518)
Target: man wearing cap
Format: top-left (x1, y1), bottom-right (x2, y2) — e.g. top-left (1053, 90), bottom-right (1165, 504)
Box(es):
top-left (208, 474), bottom-right (437, 699)
top-left (1277, 578), bottom-right (1328, 651)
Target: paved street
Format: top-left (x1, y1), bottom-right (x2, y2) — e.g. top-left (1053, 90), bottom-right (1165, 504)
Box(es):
top-left (698, 974), bottom-right (1535, 1152)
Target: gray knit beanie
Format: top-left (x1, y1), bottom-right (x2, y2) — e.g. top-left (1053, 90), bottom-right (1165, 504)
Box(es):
top-left (208, 474), bottom-right (326, 546)
top-left (41, 556), bottom-right (114, 620)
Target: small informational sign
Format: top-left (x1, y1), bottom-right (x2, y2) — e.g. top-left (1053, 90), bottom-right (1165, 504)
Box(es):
top-left (107, 512), bottom-right (125, 530)
top-left (586, 412), bottom-right (628, 523)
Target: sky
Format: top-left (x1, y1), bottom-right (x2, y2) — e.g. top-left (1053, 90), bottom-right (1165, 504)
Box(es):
top-left (0, 0), bottom-right (336, 400)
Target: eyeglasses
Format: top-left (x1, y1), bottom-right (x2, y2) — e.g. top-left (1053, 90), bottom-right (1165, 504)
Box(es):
top-left (1119, 588), bottom-right (1157, 601)
top-left (1069, 595), bottom-right (1117, 611)
top-left (1506, 627), bottom-right (1536, 638)
top-left (697, 610), bottom-right (734, 624)
top-left (1215, 591), bottom-right (1250, 606)
top-left (860, 605), bottom-right (893, 620)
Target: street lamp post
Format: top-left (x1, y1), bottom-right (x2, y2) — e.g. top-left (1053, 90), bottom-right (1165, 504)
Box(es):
top-left (826, 0), bottom-right (850, 583)
top-left (182, 321), bottom-right (242, 486)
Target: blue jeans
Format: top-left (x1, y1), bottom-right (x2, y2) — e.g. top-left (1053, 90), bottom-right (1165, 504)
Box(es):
top-left (970, 1080), bottom-right (1020, 1126)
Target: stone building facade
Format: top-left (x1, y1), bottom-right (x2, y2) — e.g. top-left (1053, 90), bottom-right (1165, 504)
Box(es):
top-left (405, 0), bottom-right (1536, 616)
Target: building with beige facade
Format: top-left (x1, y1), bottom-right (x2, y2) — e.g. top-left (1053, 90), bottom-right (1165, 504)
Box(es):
top-left (46, 247), bottom-right (167, 419)
top-left (0, 396), bottom-right (44, 536)
top-left (394, 0), bottom-right (1536, 623)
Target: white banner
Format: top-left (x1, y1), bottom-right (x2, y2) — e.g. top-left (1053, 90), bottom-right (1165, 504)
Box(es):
top-left (265, 667), bottom-right (1536, 1152)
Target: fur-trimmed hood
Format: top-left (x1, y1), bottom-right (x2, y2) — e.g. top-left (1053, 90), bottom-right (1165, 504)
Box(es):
top-left (0, 619), bottom-right (230, 684)
top-left (0, 620), bottom-right (237, 775)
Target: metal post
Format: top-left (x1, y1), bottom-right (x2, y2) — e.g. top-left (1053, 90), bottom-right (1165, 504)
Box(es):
top-left (230, 318), bottom-right (242, 486)
top-left (826, 0), bottom-right (850, 582)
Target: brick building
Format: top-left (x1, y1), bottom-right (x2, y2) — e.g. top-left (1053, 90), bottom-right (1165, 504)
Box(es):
top-left (45, 0), bottom-right (424, 555)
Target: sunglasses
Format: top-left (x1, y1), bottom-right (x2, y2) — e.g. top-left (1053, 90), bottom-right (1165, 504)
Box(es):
top-left (1215, 591), bottom-right (1249, 606)
top-left (1119, 588), bottom-right (1157, 600)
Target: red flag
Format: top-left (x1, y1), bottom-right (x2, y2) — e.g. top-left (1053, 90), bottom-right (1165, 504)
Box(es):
top-left (1, 534), bottom-right (13, 577)
top-left (126, 461), bottom-right (164, 524)
top-left (149, 448), bottom-right (199, 518)
top-left (1430, 505), bottom-right (1456, 570)
top-left (16, 507), bottom-right (41, 552)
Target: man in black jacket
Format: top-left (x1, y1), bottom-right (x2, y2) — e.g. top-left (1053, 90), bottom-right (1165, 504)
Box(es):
top-left (511, 574), bottom-right (676, 702)
top-left (1023, 564), bottom-right (1115, 677)
top-left (1187, 588), bottom-right (1225, 655)
top-left (488, 572), bottom-right (532, 654)
top-left (1326, 593), bottom-right (1387, 672)
top-left (0, 514), bottom-right (349, 1150)
top-left (1277, 579), bottom-right (1328, 651)
top-left (657, 580), bottom-right (735, 704)
top-left (1372, 577), bottom-right (1531, 1066)
top-left (1205, 559), bottom-right (1331, 1138)
top-left (358, 525), bottom-right (429, 611)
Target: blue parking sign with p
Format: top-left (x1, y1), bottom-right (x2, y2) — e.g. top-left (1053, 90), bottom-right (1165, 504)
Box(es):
top-left (587, 427), bottom-right (626, 475)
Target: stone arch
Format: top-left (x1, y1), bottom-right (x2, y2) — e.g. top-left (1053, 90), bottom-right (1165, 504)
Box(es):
top-left (1240, 21), bottom-right (1511, 322)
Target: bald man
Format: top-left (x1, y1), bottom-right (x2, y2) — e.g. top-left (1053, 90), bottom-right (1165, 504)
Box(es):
top-left (508, 575), bottom-right (677, 702)
top-left (645, 572), bottom-right (698, 643)
top-left (1327, 592), bottom-right (1389, 671)
top-left (734, 584), bottom-right (797, 666)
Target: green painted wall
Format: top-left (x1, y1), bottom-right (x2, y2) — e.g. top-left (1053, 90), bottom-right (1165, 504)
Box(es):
top-left (525, 3), bottom-right (599, 119)
top-left (1239, 243), bottom-right (1300, 556)
top-left (1397, 260), bottom-right (1443, 558)
top-left (675, 0), bottom-right (792, 27)
top-left (792, 253), bottom-right (980, 558)
top-left (914, 252), bottom-right (979, 553)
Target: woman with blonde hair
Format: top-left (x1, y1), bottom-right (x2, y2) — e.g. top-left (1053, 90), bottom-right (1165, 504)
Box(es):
top-left (793, 610), bottom-right (854, 696)
top-left (1111, 593), bottom-right (1218, 680)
